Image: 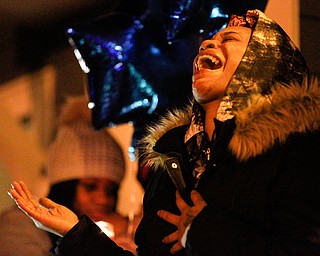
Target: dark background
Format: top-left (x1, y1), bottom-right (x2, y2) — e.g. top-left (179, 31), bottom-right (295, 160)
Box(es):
top-left (0, 0), bottom-right (318, 204)
top-left (0, 0), bottom-right (319, 103)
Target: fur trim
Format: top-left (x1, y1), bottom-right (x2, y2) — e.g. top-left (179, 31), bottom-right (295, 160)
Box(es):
top-left (140, 105), bottom-right (192, 169)
top-left (141, 78), bottom-right (320, 166)
top-left (230, 77), bottom-right (320, 161)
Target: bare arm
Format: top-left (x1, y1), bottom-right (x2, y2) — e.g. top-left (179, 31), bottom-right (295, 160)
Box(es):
top-left (8, 180), bottom-right (79, 237)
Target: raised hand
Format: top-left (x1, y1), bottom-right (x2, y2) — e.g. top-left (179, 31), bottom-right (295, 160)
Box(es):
top-left (8, 180), bottom-right (79, 236)
top-left (157, 190), bottom-right (207, 254)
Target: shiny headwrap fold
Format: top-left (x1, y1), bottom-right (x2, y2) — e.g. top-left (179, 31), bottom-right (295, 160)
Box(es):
top-left (185, 10), bottom-right (309, 184)
top-left (216, 9), bottom-right (309, 121)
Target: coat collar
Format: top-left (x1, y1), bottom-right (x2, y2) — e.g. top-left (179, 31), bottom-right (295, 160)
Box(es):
top-left (141, 78), bottom-right (320, 167)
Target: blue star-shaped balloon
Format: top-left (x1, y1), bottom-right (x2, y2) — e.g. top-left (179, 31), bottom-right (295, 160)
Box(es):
top-left (66, 0), bottom-right (269, 146)
top-left (66, 13), bottom-right (158, 136)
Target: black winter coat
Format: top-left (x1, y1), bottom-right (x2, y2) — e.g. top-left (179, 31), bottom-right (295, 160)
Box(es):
top-left (51, 80), bottom-right (320, 256)
top-left (50, 9), bottom-right (320, 256)
top-left (135, 128), bottom-right (320, 255)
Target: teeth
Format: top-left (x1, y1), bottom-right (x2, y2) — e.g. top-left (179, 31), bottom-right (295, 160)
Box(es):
top-left (197, 55), bottom-right (221, 70)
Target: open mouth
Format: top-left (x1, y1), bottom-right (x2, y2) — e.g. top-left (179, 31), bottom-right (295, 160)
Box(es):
top-left (196, 55), bottom-right (222, 70)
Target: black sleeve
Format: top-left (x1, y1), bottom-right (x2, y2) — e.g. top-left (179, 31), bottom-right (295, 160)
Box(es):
top-left (135, 165), bottom-right (186, 256)
top-left (50, 215), bottom-right (134, 256)
top-left (187, 132), bottom-right (320, 255)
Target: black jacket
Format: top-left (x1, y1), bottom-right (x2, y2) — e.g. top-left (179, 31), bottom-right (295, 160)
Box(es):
top-left (135, 79), bottom-right (320, 255)
top-left (51, 79), bottom-right (320, 256)
top-left (50, 10), bottom-right (320, 256)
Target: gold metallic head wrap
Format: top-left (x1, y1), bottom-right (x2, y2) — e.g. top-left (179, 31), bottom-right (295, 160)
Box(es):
top-left (216, 9), bottom-right (309, 121)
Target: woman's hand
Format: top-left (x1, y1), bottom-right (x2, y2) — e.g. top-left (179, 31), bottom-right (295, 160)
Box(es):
top-left (8, 180), bottom-right (79, 237)
top-left (157, 190), bottom-right (207, 254)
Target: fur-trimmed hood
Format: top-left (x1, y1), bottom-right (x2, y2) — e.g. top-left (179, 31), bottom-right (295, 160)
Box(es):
top-left (141, 78), bottom-right (320, 167)
top-left (140, 10), bottom-right (318, 169)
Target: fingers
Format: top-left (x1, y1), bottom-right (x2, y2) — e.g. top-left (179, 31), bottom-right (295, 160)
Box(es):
top-left (8, 182), bottom-right (31, 210)
top-left (186, 190), bottom-right (207, 220)
top-left (11, 181), bottom-right (28, 200)
top-left (162, 230), bottom-right (178, 244)
top-left (7, 188), bottom-right (21, 201)
top-left (19, 181), bottom-right (35, 201)
top-left (8, 181), bottom-right (41, 218)
top-left (13, 181), bottom-right (40, 209)
top-left (157, 210), bottom-right (180, 226)
top-left (162, 231), bottom-right (184, 254)
top-left (39, 198), bottom-right (59, 209)
top-left (9, 181), bottom-right (32, 202)
top-left (190, 190), bottom-right (207, 207)
top-left (170, 242), bottom-right (184, 254)
top-left (158, 190), bottom-right (207, 256)
top-left (15, 197), bottom-right (38, 218)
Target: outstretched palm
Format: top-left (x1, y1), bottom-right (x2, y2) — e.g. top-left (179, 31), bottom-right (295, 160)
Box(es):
top-left (8, 180), bottom-right (79, 237)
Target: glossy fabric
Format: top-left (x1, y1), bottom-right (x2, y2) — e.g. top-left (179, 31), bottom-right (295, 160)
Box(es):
top-left (216, 10), bottom-right (309, 121)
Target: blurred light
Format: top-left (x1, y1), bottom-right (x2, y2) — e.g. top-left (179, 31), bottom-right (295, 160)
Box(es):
top-left (128, 146), bottom-right (136, 161)
top-left (74, 49), bottom-right (90, 73)
top-left (88, 102), bottom-right (95, 109)
top-left (148, 94), bottom-right (158, 114)
top-left (115, 45), bottom-right (123, 51)
top-left (210, 7), bottom-right (228, 18)
top-left (68, 37), bottom-right (90, 73)
top-left (114, 62), bottom-right (123, 71)
top-left (95, 221), bottom-right (115, 238)
top-left (150, 45), bottom-right (160, 55)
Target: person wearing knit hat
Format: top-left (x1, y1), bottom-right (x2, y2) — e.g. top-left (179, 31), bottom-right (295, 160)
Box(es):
top-left (8, 9), bottom-right (320, 256)
top-left (47, 96), bottom-right (125, 221)
top-left (0, 96), bottom-right (134, 256)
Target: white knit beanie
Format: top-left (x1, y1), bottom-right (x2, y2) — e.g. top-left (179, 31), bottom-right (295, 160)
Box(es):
top-left (48, 97), bottom-right (125, 185)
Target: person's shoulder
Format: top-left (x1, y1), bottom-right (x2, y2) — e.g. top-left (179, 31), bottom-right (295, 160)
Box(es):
top-left (0, 207), bottom-right (52, 256)
top-left (0, 206), bottom-right (26, 220)
top-left (0, 206), bottom-right (37, 229)
top-left (0, 205), bottom-right (51, 239)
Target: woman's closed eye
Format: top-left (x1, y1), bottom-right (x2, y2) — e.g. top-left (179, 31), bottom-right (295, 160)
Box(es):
top-left (80, 182), bottom-right (98, 192)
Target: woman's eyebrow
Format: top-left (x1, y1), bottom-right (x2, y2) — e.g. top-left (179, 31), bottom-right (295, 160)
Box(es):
top-left (211, 30), bottom-right (239, 41)
top-left (222, 31), bottom-right (240, 37)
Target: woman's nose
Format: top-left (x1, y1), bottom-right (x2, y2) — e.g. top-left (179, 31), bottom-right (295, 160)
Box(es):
top-left (199, 39), bottom-right (220, 51)
top-left (94, 189), bottom-right (112, 204)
